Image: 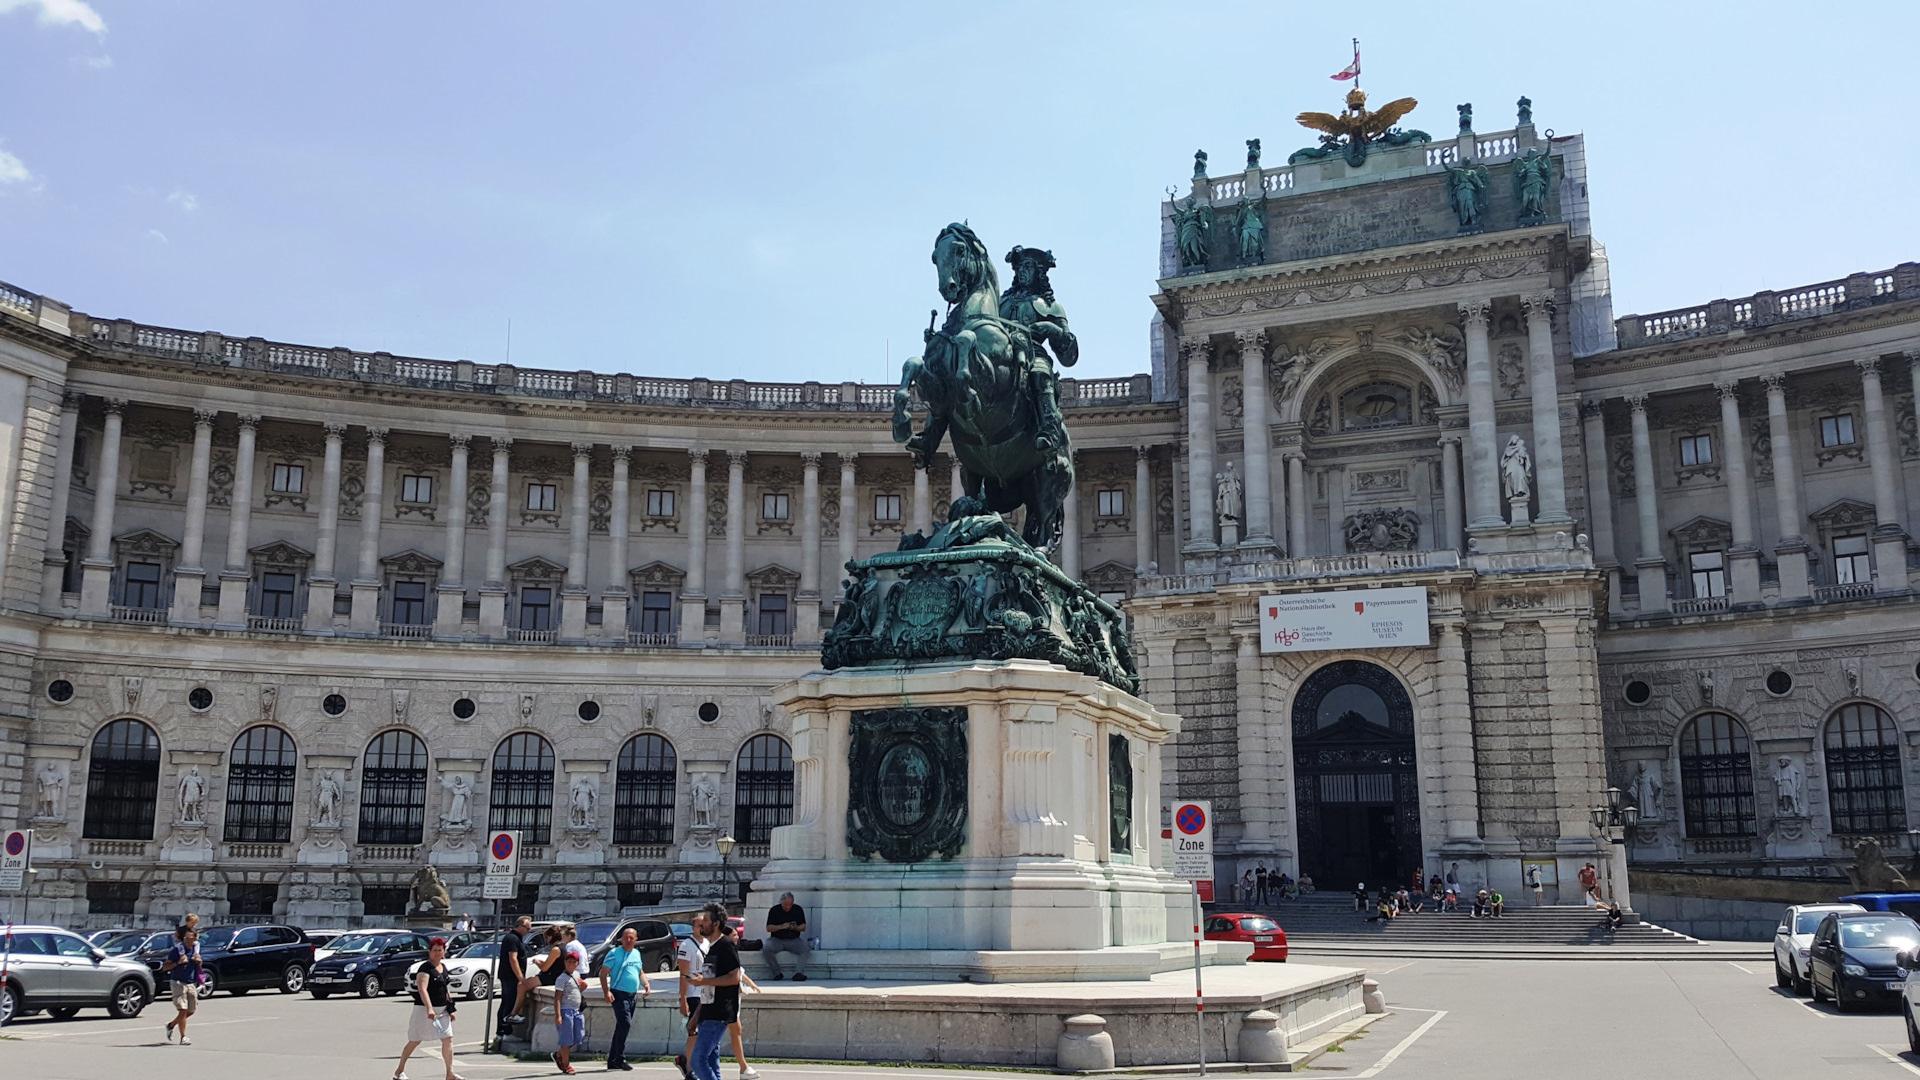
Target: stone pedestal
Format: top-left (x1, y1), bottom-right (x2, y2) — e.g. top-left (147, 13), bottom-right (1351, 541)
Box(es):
top-left (679, 824), bottom-right (722, 865)
top-left (298, 822), bottom-right (350, 866)
top-left (1508, 494), bottom-right (1531, 528)
top-left (433, 584), bottom-right (466, 639)
top-left (1767, 815), bottom-right (1824, 860)
top-left (430, 823), bottom-right (481, 866)
top-left (159, 820), bottom-right (214, 864)
top-left (749, 659), bottom-right (1213, 982)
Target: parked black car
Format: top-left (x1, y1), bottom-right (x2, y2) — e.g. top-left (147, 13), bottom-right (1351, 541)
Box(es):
top-left (136, 924), bottom-right (315, 997)
top-left (1808, 911), bottom-right (1920, 1011)
top-left (307, 930), bottom-right (434, 999)
top-left (532, 918), bottom-right (677, 975)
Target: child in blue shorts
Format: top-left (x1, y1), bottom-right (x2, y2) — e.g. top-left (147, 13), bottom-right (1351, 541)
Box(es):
top-left (553, 952), bottom-right (587, 1075)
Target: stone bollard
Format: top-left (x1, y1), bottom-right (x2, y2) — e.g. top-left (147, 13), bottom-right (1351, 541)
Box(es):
top-left (1363, 977), bottom-right (1385, 1014)
top-left (1237, 1008), bottom-right (1287, 1064)
top-left (1056, 1013), bottom-right (1115, 1072)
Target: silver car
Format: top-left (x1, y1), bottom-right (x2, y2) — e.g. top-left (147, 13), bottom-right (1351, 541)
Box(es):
top-left (0, 924), bottom-right (155, 1024)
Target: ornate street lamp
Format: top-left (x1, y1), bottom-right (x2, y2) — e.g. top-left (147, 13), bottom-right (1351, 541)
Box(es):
top-left (1590, 786), bottom-right (1638, 915)
top-left (717, 834), bottom-right (737, 903)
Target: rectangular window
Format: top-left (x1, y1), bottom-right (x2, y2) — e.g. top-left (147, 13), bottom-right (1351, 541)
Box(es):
top-left (639, 591), bottom-right (674, 634)
top-left (1820, 414), bottom-right (1856, 447)
top-left (259, 571), bottom-right (298, 618)
top-left (392, 580), bottom-right (429, 625)
top-left (86, 881), bottom-right (140, 915)
top-left (333, 591), bottom-right (352, 616)
top-left (400, 474), bottom-right (434, 504)
top-left (1688, 550), bottom-right (1726, 599)
top-left (270, 463), bottom-right (305, 493)
top-left (873, 493), bottom-right (902, 521)
top-left (1096, 489), bottom-right (1126, 517)
top-left (646, 489), bottom-right (675, 517)
top-left (757, 593), bottom-right (789, 637)
top-left (360, 886), bottom-right (410, 918)
top-left (499, 884), bottom-right (540, 917)
top-left (762, 492), bottom-right (789, 521)
top-left (227, 882), bottom-right (277, 917)
top-left (1678, 434), bottom-right (1713, 467)
top-left (519, 586), bottom-right (553, 630)
top-left (526, 483), bottom-right (558, 512)
top-left (124, 561), bottom-right (164, 609)
top-left (1835, 535), bottom-right (1871, 584)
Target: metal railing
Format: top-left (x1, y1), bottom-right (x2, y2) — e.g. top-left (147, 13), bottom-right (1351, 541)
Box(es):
top-left (1814, 582), bottom-right (1876, 603)
top-left (507, 628), bottom-right (558, 644)
top-left (109, 605), bottom-right (168, 625)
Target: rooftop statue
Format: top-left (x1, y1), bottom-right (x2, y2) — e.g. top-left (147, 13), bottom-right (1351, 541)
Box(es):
top-left (1167, 192), bottom-right (1213, 272)
top-left (1444, 158), bottom-right (1490, 231)
top-left (1234, 196), bottom-right (1267, 265)
top-left (1516, 95), bottom-right (1533, 125)
top-left (1246, 138), bottom-right (1261, 169)
top-left (1291, 88), bottom-right (1430, 168)
top-left (1512, 148), bottom-right (1553, 225)
top-left (1457, 102), bottom-right (1473, 134)
top-left (1193, 148), bottom-right (1208, 178)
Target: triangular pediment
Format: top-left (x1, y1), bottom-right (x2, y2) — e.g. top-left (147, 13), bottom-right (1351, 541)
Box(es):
top-left (745, 563), bottom-right (800, 588)
top-left (628, 560), bottom-right (686, 586)
top-left (250, 540), bottom-right (315, 565)
top-left (111, 528), bottom-right (179, 556)
top-left (507, 555), bottom-right (566, 581)
top-left (1809, 498), bottom-right (1877, 527)
top-left (1667, 515), bottom-right (1733, 545)
top-left (380, 548), bottom-right (444, 575)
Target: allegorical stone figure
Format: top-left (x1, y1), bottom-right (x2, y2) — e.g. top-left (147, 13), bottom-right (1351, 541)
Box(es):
top-left (690, 773), bottom-right (720, 828)
top-left (34, 761), bottom-right (67, 819)
top-left (1512, 148), bottom-right (1552, 224)
top-left (1215, 462), bottom-right (1243, 527)
top-left (1245, 138), bottom-right (1261, 168)
top-left (1444, 159), bottom-right (1490, 230)
top-left (1234, 196), bottom-right (1266, 264)
top-left (314, 770), bottom-right (343, 827)
top-left (1775, 755), bottom-right (1806, 817)
top-left (1500, 435), bottom-right (1533, 502)
top-left (176, 765), bottom-right (207, 822)
top-left (1168, 193), bottom-right (1213, 270)
top-left (1634, 761), bottom-right (1664, 821)
top-left (441, 772), bottom-right (473, 828)
top-left (569, 775), bottom-right (597, 829)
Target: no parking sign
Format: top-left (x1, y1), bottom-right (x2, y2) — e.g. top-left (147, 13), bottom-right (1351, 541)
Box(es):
top-left (483, 830), bottom-right (519, 900)
top-left (1171, 800), bottom-right (1213, 883)
top-left (1, 830), bottom-right (29, 891)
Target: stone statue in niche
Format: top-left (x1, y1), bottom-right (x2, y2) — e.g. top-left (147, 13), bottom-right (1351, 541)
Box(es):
top-left (1633, 761), bottom-right (1664, 821)
top-left (1500, 436), bottom-right (1533, 502)
top-left (690, 774), bottom-right (720, 828)
top-left (1214, 462), bottom-right (1243, 526)
top-left (314, 770), bottom-right (343, 827)
top-left (1234, 196), bottom-right (1266, 264)
top-left (34, 761), bottom-right (67, 819)
top-left (1512, 148), bottom-right (1553, 225)
top-left (440, 773), bottom-right (473, 829)
top-left (568, 776), bottom-right (597, 829)
top-left (176, 765), bottom-right (207, 823)
top-left (1774, 755), bottom-right (1806, 818)
top-left (1444, 159), bottom-right (1490, 231)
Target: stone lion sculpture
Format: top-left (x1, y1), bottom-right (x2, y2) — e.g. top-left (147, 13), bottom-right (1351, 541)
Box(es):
top-left (1846, 837), bottom-right (1910, 893)
top-left (409, 865), bottom-right (452, 915)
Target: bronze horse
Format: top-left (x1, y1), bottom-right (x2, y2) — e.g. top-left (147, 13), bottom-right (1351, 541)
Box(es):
top-left (892, 223), bottom-right (1073, 548)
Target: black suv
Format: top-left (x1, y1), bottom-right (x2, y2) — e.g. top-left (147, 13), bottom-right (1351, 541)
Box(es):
top-left (139, 924), bottom-right (315, 997)
top-left (308, 930), bottom-right (434, 998)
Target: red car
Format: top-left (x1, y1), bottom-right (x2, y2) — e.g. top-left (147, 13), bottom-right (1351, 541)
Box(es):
top-left (1204, 913), bottom-right (1288, 961)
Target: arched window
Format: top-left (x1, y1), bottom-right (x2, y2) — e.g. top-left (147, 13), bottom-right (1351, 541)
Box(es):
top-left (614, 734), bottom-right (678, 845)
top-left (1677, 712), bottom-right (1754, 838)
top-left (358, 730), bottom-right (429, 846)
top-left (82, 719), bottom-right (161, 840)
top-left (224, 726), bottom-right (298, 843)
top-left (491, 733), bottom-right (555, 845)
top-left (1825, 703), bottom-right (1906, 835)
top-left (733, 734), bottom-right (793, 844)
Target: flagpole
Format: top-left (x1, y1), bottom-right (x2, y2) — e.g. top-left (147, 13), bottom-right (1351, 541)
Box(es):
top-left (1352, 38), bottom-right (1360, 92)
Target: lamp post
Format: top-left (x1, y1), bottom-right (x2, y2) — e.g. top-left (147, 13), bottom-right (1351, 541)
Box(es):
top-left (1589, 786), bottom-right (1639, 915)
top-left (717, 834), bottom-right (737, 906)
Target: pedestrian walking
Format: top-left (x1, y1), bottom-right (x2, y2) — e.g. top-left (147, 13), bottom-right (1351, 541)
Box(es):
top-left (1255, 864), bottom-right (1269, 905)
top-left (551, 950), bottom-right (586, 1076)
top-left (161, 924), bottom-right (202, 1045)
top-left (396, 937), bottom-right (465, 1080)
top-left (1238, 870), bottom-right (1254, 903)
top-left (684, 903), bottom-right (743, 1080)
top-left (674, 911), bottom-right (714, 1080)
top-left (716, 920), bottom-right (761, 1080)
top-left (498, 916), bottom-right (531, 1035)
top-left (1526, 864), bottom-right (1545, 906)
top-left (762, 892), bottom-right (810, 981)
top-left (1578, 861), bottom-right (1600, 905)
top-left (597, 925), bottom-right (653, 1071)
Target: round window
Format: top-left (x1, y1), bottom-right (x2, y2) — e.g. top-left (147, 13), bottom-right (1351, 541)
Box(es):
top-left (698, 702), bottom-right (720, 723)
top-left (1623, 680), bottom-right (1652, 706)
top-left (322, 693), bottom-right (347, 716)
top-left (1766, 670), bottom-right (1794, 697)
top-left (578, 700), bottom-right (601, 723)
top-left (452, 697), bottom-right (476, 720)
top-left (188, 686), bottom-right (214, 711)
top-left (46, 679), bottom-right (73, 703)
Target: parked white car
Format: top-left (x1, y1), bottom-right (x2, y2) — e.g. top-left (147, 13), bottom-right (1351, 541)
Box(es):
top-left (1775, 902), bottom-right (1864, 994)
top-left (406, 941), bottom-right (498, 1001)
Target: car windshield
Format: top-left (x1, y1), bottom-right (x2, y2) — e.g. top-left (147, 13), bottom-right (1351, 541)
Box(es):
top-left (326, 934), bottom-right (386, 955)
top-left (574, 921), bottom-right (621, 947)
top-left (457, 942), bottom-right (499, 959)
top-left (1839, 919), bottom-right (1919, 950)
top-left (1796, 911), bottom-right (1839, 934)
top-left (105, 932), bottom-right (164, 955)
top-left (1239, 917), bottom-right (1280, 932)
top-left (670, 924), bottom-right (693, 937)
top-left (198, 928), bottom-right (239, 950)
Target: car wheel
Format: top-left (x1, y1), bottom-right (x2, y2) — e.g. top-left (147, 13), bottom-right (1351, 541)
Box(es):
top-left (47, 1006), bottom-right (80, 1020)
top-left (0, 983), bottom-right (16, 1026)
top-left (196, 973), bottom-right (217, 999)
top-left (311, 990), bottom-right (332, 1000)
top-left (359, 973), bottom-right (383, 999)
top-left (1775, 960), bottom-right (1791, 988)
top-left (1834, 990), bottom-right (1853, 1013)
top-left (468, 972), bottom-right (492, 1001)
top-left (657, 955), bottom-right (675, 973)
top-left (108, 979), bottom-right (147, 1020)
top-left (280, 964), bottom-right (307, 994)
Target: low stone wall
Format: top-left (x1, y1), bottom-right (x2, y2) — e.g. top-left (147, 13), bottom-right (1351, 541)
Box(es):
top-left (1631, 869), bottom-right (1851, 942)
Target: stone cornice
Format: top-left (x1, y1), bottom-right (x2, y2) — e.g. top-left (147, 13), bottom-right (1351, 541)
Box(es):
top-left (1575, 294), bottom-right (1920, 377)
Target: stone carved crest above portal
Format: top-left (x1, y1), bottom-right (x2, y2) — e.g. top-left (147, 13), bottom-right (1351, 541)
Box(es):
top-left (1344, 508), bottom-right (1420, 552)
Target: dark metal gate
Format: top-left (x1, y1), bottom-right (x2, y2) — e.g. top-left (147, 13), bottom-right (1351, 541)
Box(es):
top-left (1292, 659), bottom-right (1422, 891)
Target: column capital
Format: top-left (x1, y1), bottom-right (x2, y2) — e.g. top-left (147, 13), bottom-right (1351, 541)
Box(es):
top-left (1577, 398), bottom-right (1604, 420)
top-left (1179, 336), bottom-right (1213, 364)
top-left (610, 444), bottom-right (632, 463)
top-left (1521, 293), bottom-right (1554, 325)
top-left (322, 422), bottom-right (348, 440)
top-left (1134, 443), bottom-right (1152, 461)
top-left (194, 409), bottom-right (220, 428)
top-left (364, 427), bottom-right (388, 445)
top-left (1906, 349), bottom-right (1920, 366)
top-left (1457, 300), bottom-right (1492, 327)
top-left (1435, 432), bottom-right (1463, 448)
top-left (688, 447), bottom-right (708, 468)
top-left (448, 433), bottom-right (471, 452)
top-left (1233, 329), bottom-right (1268, 360)
top-left (1855, 355), bottom-right (1883, 378)
top-left (840, 451), bottom-right (858, 468)
top-left (236, 413), bottom-right (261, 432)
top-left (800, 450), bottom-right (822, 468)
top-left (1625, 393), bottom-right (1649, 414)
top-left (726, 449), bottom-right (749, 469)
top-left (491, 436), bottom-right (513, 456)
top-left (1760, 372), bottom-right (1789, 395)
top-left (60, 390), bottom-right (82, 411)
top-left (102, 398), bottom-right (127, 416)
top-left (570, 441), bottom-right (595, 458)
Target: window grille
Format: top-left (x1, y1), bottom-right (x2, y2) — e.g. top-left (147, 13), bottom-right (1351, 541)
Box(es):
top-left (1826, 703), bottom-right (1906, 834)
top-left (83, 719), bottom-right (161, 840)
top-left (357, 730), bottom-right (428, 845)
top-left (614, 733), bottom-right (677, 845)
top-left (490, 733), bottom-right (555, 845)
top-left (223, 725), bottom-right (297, 844)
top-left (733, 734), bottom-right (793, 844)
top-left (1679, 712), bottom-right (1755, 838)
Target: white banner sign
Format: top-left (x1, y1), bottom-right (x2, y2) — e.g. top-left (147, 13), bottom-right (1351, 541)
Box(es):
top-left (1258, 586), bottom-right (1430, 653)
top-left (1170, 800), bottom-right (1213, 882)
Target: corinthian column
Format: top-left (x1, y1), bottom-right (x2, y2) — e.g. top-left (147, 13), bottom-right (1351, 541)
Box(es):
top-left (214, 414), bottom-right (260, 629)
top-left (40, 393), bottom-right (81, 612)
top-left (305, 422), bottom-right (346, 630)
top-left (348, 427), bottom-right (387, 633)
top-left (560, 442), bottom-right (593, 640)
top-left (1439, 433), bottom-right (1465, 551)
top-left (1627, 395), bottom-right (1667, 613)
top-left (1716, 382), bottom-right (1760, 603)
top-left (478, 437), bottom-right (511, 638)
top-left (1286, 452), bottom-right (1308, 558)
top-left (1857, 357), bottom-right (1911, 591)
top-left (1134, 445), bottom-right (1154, 572)
top-left (1237, 330), bottom-right (1275, 547)
top-left (1461, 301), bottom-right (1501, 530)
top-left (719, 449), bottom-right (746, 645)
top-left (434, 434), bottom-right (470, 639)
top-left (680, 448), bottom-right (708, 646)
top-left (602, 445), bottom-right (631, 635)
top-left (912, 462), bottom-right (932, 536)
top-left (169, 409), bottom-right (215, 624)
top-left (78, 400), bottom-right (123, 616)
top-left (1183, 338), bottom-right (1216, 551)
top-left (1762, 374), bottom-right (1811, 599)
top-left (1522, 295), bottom-right (1570, 523)
top-left (836, 453), bottom-right (857, 586)
top-left (1060, 453), bottom-right (1080, 578)
top-left (797, 451), bottom-right (821, 643)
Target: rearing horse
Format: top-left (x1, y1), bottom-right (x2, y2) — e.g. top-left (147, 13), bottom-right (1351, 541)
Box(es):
top-left (893, 223), bottom-right (1074, 549)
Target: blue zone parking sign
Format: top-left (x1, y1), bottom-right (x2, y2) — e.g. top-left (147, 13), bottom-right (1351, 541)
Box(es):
top-left (1172, 800), bottom-right (1212, 881)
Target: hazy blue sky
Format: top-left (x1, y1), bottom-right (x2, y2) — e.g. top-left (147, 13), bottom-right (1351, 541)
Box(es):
top-left (1, 2), bottom-right (1915, 384)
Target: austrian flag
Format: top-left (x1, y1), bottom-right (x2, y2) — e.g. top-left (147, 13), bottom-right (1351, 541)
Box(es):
top-left (1331, 44), bottom-right (1360, 81)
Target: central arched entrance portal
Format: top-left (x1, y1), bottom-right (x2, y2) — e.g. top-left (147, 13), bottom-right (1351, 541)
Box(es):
top-left (1292, 659), bottom-right (1422, 890)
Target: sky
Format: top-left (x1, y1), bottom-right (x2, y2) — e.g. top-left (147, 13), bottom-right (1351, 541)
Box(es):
top-left (1, 1), bottom-right (1916, 385)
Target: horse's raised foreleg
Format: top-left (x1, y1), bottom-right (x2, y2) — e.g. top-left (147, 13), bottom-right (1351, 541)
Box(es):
top-left (892, 358), bottom-right (926, 445)
top-left (907, 416), bottom-right (948, 469)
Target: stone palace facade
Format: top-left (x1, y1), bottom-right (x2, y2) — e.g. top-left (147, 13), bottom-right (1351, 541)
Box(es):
top-left (1, 94), bottom-right (1917, 925)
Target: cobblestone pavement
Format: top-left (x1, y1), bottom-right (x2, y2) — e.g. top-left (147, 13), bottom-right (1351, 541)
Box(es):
top-left (6, 958), bottom-right (1920, 1078)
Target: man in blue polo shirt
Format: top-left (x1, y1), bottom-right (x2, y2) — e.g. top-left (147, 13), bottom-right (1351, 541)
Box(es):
top-left (597, 926), bottom-right (652, 1071)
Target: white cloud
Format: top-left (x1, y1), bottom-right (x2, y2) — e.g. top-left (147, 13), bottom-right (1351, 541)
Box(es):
top-left (146, 229), bottom-right (168, 245)
top-left (0, 0), bottom-right (107, 34)
top-left (0, 147), bottom-right (32, 186)
top-left (79, 53), bottom-right (112, 69)
top-left (167, 190), bottom-right (198, 213)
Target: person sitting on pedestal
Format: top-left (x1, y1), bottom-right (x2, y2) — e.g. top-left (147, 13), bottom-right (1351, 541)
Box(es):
top-left (762, 893), bottom-right (810, 983)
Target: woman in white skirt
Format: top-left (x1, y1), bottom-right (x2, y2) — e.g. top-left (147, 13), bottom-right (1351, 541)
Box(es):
top-left (395, 937), bottom-right (464, 1080)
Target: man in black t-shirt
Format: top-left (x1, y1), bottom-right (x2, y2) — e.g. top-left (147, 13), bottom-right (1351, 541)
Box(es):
top-left (686, 903), bottom-right (742, 1080)
top-left (763, 891), bottom-right (810, 982)
top-left (497, 916), bottom-right (531, 1033)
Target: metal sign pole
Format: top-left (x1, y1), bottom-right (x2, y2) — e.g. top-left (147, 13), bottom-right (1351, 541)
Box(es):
top-left (482, 897), bottom-right (499, 1053)
top-left (1192, 880), bottom-right (1206, 1076)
